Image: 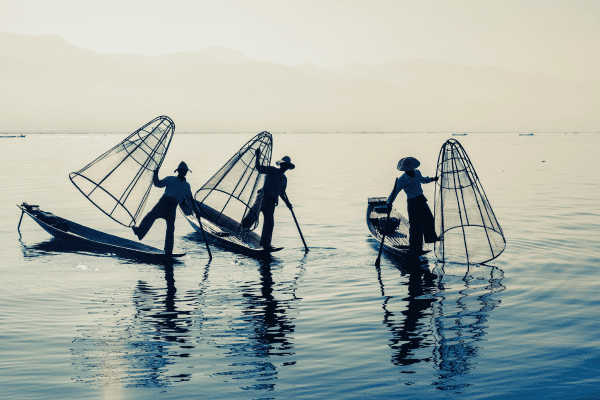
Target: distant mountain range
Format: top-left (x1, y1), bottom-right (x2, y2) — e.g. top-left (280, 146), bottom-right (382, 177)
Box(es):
top-left (1, 31), bottom-right (599, 132)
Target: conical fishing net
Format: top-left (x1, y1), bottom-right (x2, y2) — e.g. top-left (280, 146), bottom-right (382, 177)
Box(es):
top-left (195, 131), bottom-right (272, 232)
top-left (70, 116), bottom-right (175, 227)
top-left (434, 139), bottom-right (505, 264)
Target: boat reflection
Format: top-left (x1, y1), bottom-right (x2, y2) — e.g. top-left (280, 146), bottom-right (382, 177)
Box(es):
top-left (18, 237), bottom-right (181, 265)
top-left (376, 256), bottom-right (505, 390)
top-left (19, 237), bottom-right (111, 259)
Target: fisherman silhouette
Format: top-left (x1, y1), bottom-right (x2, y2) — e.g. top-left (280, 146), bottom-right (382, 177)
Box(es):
top-left (132, 161), bottom-right (194, 254)
top-left (387, 157), bottom-right (440, 255)
top-left (241, 149), bottom-right (294, 250)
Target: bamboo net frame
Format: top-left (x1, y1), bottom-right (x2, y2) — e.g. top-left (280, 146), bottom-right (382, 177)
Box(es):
top-left (69, 116), bottom-right (175, 227)
top-left (195, 131), bottom-right (273, 232)
top-left (434, 139), bottom-right (505, 264)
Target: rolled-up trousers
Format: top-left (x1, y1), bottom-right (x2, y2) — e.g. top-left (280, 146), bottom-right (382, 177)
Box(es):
top-left (137, 196), bottom-right (178, 254)
top-left (407, 194), bottom-right (437, 252)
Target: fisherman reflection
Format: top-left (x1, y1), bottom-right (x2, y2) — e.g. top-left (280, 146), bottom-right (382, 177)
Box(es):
top-left (376, 259), bottom-right (438, 366)
top-left (212, 260), bottom-right (299, 392)
top-left (253, 261), bottom-right (296, 353)
top-left (71, 263), bottom-right (194, 387)
top-left (241, 149), bottom-right (294, 250)
top-left (377, 259), bottom-right (505, 389)
top-left (121, 263), bottom-right (195, 385)
top-left (134, 263), bottom-right (191, 343)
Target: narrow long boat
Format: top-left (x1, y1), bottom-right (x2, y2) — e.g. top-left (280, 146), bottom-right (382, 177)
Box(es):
top-left (17, 202), bottom-right (185, 261)
top-left (179, 200), bottom-right (282, 258)
top-left (366, 197), bottom-right (429, 256)
top-left (180, 131), bottom-right (283, 259)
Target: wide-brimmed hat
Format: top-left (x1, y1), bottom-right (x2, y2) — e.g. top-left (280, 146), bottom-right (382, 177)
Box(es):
top-left (397, 157), bottom-right (420, 171)
top-left (174, 161), bottom-right (192, 173)
top-left (276, 156), bottom-right (295, 170)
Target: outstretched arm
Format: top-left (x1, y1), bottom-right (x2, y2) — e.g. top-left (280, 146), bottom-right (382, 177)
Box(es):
top-left (254, 149), bottom-right (267, 173)
top-left (418, 169), bottom-right (438, 184)
top-left (386, 178), bottom-right (400, 211)
top-left (421, 175), bottom-right (439, 184)
top-left (191, 197), bottom-right (203, 220)
top-left (281, 191), bottom-right (292, 209)
top-left (279, 178), bottom-right (292, 209)
top-left (153, 169), bottom-right (166, 188)
top-left (181, 190), bottom-right (204, 222)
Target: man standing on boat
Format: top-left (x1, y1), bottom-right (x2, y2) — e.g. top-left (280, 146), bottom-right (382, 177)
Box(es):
top-left (250, 149), bottom-right (294, 250)
top-left (132, 161), bottom-right (194, 255)
top-left (387, 157), bottom-right (439, 255)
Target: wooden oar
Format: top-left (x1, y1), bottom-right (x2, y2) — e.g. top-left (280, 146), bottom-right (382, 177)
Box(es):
top-left (17, 209), bottom-right (24, 234)
top-left (289, 207), bottom-right (309, 252)
top-left (193, 202), bottom-right (212, 261)
top-left (375, 210), bottom-right (391, 267)
top-left (375, 178), bottom-right (398, 267)
top-left (284, 194), bottom-right (309, 252)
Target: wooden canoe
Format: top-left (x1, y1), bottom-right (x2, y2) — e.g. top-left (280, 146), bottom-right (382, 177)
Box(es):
top-left (179, 200), bottom-right (282, 258)
top-left (366, 197), bottom-right (429, 256)
top-left (17, 203), bottom-right (185, 261)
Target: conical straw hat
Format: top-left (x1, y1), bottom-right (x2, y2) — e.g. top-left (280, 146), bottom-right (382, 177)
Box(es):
top-left (397, 157), bottom-right (420, 171)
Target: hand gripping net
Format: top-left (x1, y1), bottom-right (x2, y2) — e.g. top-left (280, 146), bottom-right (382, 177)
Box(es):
top-left (195, 131), bottom-right (273, 232)
top-left (434, 139), bottom-right (505, 264)
top-left (70, 116), bottom-right (175, 227)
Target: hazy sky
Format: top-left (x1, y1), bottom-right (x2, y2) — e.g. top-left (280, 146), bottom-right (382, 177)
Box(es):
top-left (1, 0), bottom-right (600, 81)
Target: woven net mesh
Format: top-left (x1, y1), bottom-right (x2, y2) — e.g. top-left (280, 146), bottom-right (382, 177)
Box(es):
top-left (69, 116), bottom-right (175, 227)
top-left (195, 131), bottom-right (272, 232)
top-left (434, 139), bottom-right (505, 264)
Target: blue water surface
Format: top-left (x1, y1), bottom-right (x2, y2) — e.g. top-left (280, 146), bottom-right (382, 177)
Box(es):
top-left (1, 132), bottom-right (599, 399)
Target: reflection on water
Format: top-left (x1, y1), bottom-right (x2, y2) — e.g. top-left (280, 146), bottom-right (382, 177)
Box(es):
top-left (431, 262), bottom-right (505, 391)
top-left (376, 258), bottom-right (438, 368)
top-left (19, 237), bottom-right (181, 266)
top-left (376, 257), bottom-right (505, 392)
top-left (5, 133), bottom-right (600, 398)
top-left (72, 263), bottom-right (199, 388)
top-left (209, 258), bottom-right (303, 393)
top-left (130, 264), bottom-right (195, 385)
top-left (72, 257), bottom-right (304, 395)
top-left (19, 237), bottom-right (113, 260)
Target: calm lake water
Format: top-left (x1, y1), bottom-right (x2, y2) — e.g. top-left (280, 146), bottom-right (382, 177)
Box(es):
top-left (1, 132), bottom-right (599, 399)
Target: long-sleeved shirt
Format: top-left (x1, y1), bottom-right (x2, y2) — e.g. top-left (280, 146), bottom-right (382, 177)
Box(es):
top-left (256, 165), bottom-right (287, 205)
top-left (153, 174), bottom-right (193, 204)
top-left (387, 169), bottom-right (434, 206)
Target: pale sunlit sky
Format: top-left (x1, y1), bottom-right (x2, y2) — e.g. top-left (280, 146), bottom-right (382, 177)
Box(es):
top-left (1, 0), bottom-right (600, 81)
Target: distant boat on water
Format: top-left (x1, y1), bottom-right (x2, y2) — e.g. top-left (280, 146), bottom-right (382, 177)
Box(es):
top-left (0, 134), bottom-right (26, 138)
top-left (519, 133), bottom-right (534, 136)
top-left (452, 133), bottom-right (468, 136)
